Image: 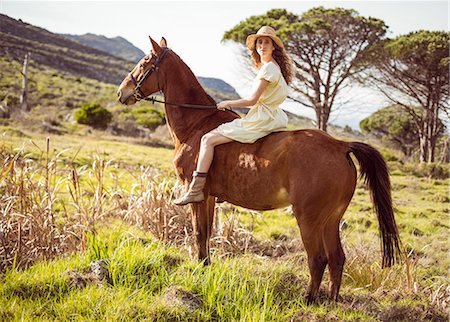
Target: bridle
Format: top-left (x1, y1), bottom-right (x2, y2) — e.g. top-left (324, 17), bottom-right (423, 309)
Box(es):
top-left (125, 48), bottom-right (218, 110)
top-left (127, 48), bottom-right (170, 102)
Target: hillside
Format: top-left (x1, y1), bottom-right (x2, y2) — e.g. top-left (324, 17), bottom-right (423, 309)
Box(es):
top-left (63, 33), bottom-right (146, 63)
top-left (0, 14), bottom-right (240, 103)
top-left (197, 76), bottom-right (240, 100)
top-left (0, 14), bottom-right (133, 85)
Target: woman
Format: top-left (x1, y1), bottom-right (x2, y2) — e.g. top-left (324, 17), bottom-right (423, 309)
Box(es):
top-left (174, 26), bottom-right (293, 205)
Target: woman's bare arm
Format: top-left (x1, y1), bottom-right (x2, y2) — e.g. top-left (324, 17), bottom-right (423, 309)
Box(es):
top-left (217, 79), bottom-right (269, 110)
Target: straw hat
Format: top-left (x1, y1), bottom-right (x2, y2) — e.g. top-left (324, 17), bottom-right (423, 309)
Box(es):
top-left (246, 26), bottom-right (284, 50)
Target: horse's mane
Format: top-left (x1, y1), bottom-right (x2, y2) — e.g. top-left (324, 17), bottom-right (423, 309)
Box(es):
top-left (169, 50), bottom-right (240, 119)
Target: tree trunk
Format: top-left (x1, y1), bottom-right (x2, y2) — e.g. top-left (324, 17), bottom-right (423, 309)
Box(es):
top-left (418, 135), bottom-right (428, 163)
top-left (425, 107), bottom-right (439, 163)
top-left (316, 106), bottom-right (330, 132)
top-left (427, 136), bottom-right (437, 163)
top-left (20, 53), bottom-right (30, 112)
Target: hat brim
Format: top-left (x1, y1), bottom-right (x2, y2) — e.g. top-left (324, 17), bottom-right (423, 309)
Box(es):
top-left (246, 34), bottom-right (284, 50)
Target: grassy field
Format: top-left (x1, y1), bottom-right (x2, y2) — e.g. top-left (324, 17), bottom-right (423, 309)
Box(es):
top-left (0, 128), bottom-right (448, 321)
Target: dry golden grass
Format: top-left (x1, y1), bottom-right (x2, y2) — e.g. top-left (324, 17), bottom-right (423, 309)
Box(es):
top-left (0, 137), bottom-right (264, 272)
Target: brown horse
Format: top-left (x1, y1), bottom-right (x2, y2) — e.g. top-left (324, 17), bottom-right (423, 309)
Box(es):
top-left (118, 37), bottom-right (402, 303)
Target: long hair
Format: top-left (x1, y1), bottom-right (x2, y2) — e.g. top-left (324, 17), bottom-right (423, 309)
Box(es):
top-left (250, 41), bottom-right (293, 85)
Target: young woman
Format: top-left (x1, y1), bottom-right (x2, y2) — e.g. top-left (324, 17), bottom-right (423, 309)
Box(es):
top-left (174, 26), bottom-right (294, 205)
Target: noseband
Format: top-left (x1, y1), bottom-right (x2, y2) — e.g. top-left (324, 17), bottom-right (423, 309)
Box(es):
top-left (127, 48), bottom-right (170, 101)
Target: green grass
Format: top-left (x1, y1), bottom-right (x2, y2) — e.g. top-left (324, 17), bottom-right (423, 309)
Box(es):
top-left (1, 222), bottom-right (447, 321)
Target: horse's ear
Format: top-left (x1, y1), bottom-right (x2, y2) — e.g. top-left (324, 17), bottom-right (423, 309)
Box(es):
top-left (160, 37), bottom-right (167, 48)
top-left (149, 36), bottom-right (162, 55)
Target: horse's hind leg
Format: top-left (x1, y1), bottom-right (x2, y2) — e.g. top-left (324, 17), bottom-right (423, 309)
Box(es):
top-left (294, 207), bottom-right (328, 304)
top-left (323, 216), bottom-right (346, 301)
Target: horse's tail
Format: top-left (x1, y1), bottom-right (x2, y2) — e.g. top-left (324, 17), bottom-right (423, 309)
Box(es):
top-left (348, 142), bottom-right (402, 267)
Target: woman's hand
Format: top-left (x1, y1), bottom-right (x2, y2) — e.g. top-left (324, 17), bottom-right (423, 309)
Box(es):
top-left (217, 101), bottom-right (232, 111)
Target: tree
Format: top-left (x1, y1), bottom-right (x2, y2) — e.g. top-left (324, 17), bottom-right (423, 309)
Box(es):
top-left (360, 105), bottom-right (420, 157)
top-left (223, 7), bottom-right (387, 132)
top-left (363, 30), bottom-right (449, 163)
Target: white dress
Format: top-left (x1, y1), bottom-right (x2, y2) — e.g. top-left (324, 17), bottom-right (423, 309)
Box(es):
top-left (216, 61), bottom-right (289, 143)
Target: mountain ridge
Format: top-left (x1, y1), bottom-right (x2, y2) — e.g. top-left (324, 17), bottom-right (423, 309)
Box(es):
top-left (63, 33), bottom-right (146, 63)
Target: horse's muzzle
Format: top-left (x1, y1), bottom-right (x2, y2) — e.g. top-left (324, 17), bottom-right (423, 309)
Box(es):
top-left (117, 88), bottom-right (135, 105)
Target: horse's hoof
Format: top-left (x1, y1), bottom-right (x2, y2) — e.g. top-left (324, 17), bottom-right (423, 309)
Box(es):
top-left (328, 294), bottom-right (341, 303)
top-left (305, 294), bottom-right (315, 305)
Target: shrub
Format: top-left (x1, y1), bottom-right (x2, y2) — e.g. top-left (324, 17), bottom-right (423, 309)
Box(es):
top-left (75, 102), bottom-right (112, 129)
top-left (409, 163), bottom-right (449, 179)
top-left (131, 106), bottom-right (166, 131)
top-left (389, 162), bottom-right (450, 179)
top-left (136, 116), bottom-right (164, 131)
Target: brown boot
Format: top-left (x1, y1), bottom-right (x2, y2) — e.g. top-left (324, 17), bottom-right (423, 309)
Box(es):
top-left (173, 174), bottom-right (207, 206)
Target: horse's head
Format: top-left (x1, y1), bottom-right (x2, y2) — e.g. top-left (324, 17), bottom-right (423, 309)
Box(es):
top-left (118, 37), bottom-right (169, 105)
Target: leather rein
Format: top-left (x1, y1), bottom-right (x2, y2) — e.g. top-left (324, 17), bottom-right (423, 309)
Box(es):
top-left (127, 48), bottom-right (217, 109)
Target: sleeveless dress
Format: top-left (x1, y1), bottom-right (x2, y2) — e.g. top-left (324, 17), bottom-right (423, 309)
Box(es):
top-left (216, 61), bottom-right (289, 143)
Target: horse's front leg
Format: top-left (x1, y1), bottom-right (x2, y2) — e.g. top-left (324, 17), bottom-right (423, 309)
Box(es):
top-left (190, 195), bottom-right (216, 265)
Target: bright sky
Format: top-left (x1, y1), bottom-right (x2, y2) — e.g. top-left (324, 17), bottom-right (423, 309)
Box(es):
top-left (1, 1), bottom-right (448, 129)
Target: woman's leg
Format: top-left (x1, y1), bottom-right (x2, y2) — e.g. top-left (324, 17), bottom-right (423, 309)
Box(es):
top-left (196, 130), bottom-right (233, 173)
top-left (174, 130), bottom-right (232, 205)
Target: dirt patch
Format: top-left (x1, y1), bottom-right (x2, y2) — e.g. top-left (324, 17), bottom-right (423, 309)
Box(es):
top-left (163, 286), bottom-right (202, 312)
top-left (65, 270), bottom-right (98, 289)
top-left (162, 254), bottom-right (183, 270)
top-left (378, 303), bottom-right (448, 322)
top-left (290, 311), bottom-right (322, 322)
top-left (65, 259), bottom-right (111, 288)
top-left (273, 271), bottom-right (308, 300)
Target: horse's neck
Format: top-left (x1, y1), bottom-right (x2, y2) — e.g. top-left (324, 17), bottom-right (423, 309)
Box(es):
top-left (162, 60), bottom-right (222, 143)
